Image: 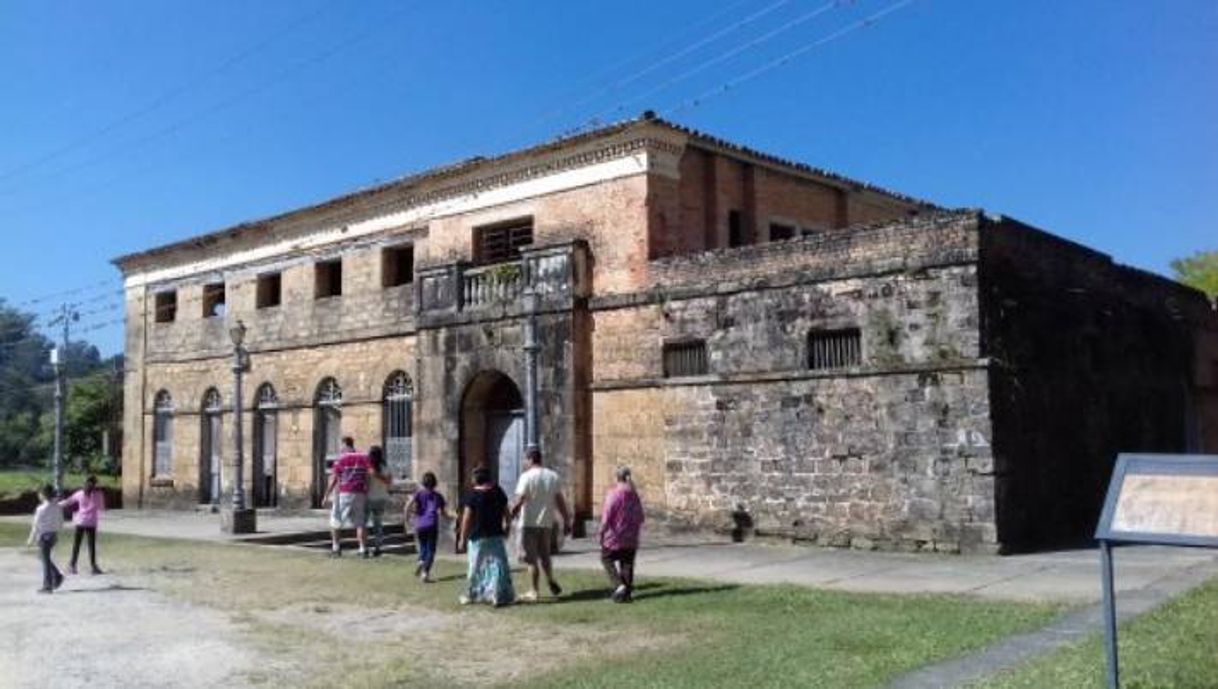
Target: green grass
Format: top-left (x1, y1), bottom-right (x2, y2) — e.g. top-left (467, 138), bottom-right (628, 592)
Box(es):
top-left (0, 469), bottom-right (118, 499)
top-left (0, 523), bottom-right (1062, 689)
top-left (974, 576), bottom-right (1218, 689)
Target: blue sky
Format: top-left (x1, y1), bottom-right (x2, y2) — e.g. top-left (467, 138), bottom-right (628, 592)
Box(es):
top-left (1, 0), bottom-right (1215, 356)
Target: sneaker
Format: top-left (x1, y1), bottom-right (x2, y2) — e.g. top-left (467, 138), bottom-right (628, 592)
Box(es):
top-left (329, 549), bottom-right (342, 558)
top-left (36, 588), bottom-right (52, 594)
top-left (611, 584), bottom-right (628, 603)
top-left (548, 581), bottom-right (563, 597)
top-left (414, 563), bottom-right (425, 578)
top-left (518, 590), bottom-right (538, 603)
top-left (458, 595), bottom-right (472, 605)
top-left (422, 573), bottom-right (434, 584)
top-left (359, 549), bottom-right (370, 559)
top-left (67, 565), bottom-right (78, 575)
top-left (373, 547), bottom-right (382, 558)
top-left (90, 567), bottom-right (104, 576)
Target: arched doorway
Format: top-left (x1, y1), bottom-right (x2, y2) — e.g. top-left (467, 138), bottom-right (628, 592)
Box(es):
top-left (313, 378), bottom-right (342, 507)
top-left (460, 371), bottom-right (524, 491)
top-left (252, 383), bottom-right (278, 508)
top-left (199, 388), bottom-right (223, 507)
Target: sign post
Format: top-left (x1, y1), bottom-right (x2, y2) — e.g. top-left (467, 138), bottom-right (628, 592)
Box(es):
top-left (1094, 453), bottom-right (1218, 689)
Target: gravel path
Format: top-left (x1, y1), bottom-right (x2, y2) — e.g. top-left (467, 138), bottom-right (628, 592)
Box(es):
top-left (0, 548), bottom-right (255, 689)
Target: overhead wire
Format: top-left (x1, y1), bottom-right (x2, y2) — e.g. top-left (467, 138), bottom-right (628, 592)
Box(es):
top-left (0, 0), bottom-right (340, 188)
top-left (0, 1), bottom-right (414, 201)
top-left (663, 0), bottom-right (918, 116)
top-left (591, 0), bottom-right (849, 125)
top-left (526, 0), bottom-right (760, 135)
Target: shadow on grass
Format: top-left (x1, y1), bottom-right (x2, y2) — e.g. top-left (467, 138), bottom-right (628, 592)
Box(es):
top-left (58, 583), bottom-right (148, 594)
top-left (534, 581), bottom-right (737, 604)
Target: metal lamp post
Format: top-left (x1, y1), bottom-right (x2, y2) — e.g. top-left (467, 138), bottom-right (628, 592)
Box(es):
top-left (521, 288), bottom-right (540, 453)
top-left (221, 319), bottom-right (257, 534)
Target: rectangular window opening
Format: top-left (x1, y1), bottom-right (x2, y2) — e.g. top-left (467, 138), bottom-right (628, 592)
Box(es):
top-left (154, 291), bottom-right (177, 323)
top-left (382, 245), bottom-right (415, 288)
top-left (314, 259), bottom-right (342, 299)
top-left (728, 210), bottom-right (745, 248)
top-left (769, 222), bottom-right (795, 242)
top-left (202, 283), bottom-right (226, 318)
top-left (808, 328), bottom-right (862, 370)
top-left (256, 273), bottom-right (282, 309)
top-left (474, 218), bottom-right (533, 264)
top-left (663, 339), bottom-right (709, 378)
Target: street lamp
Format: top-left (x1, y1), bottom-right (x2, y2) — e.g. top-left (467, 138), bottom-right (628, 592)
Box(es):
top-left (222, 319), bottom-right (256, 534)
top-left (521, 288), bottom-right (540, 453)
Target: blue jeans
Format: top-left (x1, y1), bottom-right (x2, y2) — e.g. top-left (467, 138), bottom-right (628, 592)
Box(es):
top-left (365, 499), bottom-right (387, 549)
top-left (416, 526), bottom-right (438, 572)
top-left (38, 533), bottom-right (62, 591)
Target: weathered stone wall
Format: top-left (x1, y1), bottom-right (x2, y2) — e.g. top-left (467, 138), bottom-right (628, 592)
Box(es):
top-left (132, 337), bottom-right (417, 509)
top-left (979, 218), bottom-right (1218, 551)
top-left (590, 213), bottom-right (997, 551)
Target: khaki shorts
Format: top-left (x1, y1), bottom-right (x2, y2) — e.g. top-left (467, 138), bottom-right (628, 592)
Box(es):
top-left (330, 492), bottom-right (367, 529)
top-left (521, 526), bottom-right (552, 565)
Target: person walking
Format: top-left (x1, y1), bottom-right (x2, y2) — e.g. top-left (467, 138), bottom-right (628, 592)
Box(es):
top-left (510, 448), bottom-right (572, 602)
top-left (457, 466), bottom-right (514, 607)
top-left (59, 475), bottom-right (105, 575)
top-left (599, 466), bottom-right (645, 603)
top-left (405, 471), bottom-right (448, 582)
top-left (27, 485), bottom-right (65, 594)
top-left (365, 446), bottom-right (392, 557)
top-left (323, 436), bottom-right (373, 558)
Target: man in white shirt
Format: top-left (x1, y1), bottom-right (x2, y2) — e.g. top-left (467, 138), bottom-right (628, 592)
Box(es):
top-left (510, 448), bottom-right (572, 601)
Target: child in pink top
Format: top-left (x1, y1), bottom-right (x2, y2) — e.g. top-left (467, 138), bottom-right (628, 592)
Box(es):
top-left (599, 466), bottom-right (644, 603)
top-left (59, 475), bottom-right (105, 575)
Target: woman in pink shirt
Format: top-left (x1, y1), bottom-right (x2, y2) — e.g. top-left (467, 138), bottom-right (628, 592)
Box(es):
top-left (59, 475), bottom-right (105, 575)
top-left (599, 466), bottom-right (644, 603)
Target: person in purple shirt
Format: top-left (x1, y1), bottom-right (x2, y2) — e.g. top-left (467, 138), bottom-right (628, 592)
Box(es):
top-left (599, 466), bottom-right (645, 603)
top-left (406, 471), bottom-right (449, 582)
top-left (59, 475), bottom-right (105, 575)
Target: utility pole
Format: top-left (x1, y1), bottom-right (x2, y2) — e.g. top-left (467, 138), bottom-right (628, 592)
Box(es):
top-left (48, 303), bottom-right (79, 496)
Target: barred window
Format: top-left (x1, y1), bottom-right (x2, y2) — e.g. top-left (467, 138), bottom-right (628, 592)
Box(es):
top-left (663, 340), bottom-right (708, 377)
top-left (152, 390), bottom-right (174, 476)
top-left (475, 219), bottom-right (533, 264)
top-left (382, 371), bottom-right (413, 480)
top-left (807, 328), bottom-right (862, 370)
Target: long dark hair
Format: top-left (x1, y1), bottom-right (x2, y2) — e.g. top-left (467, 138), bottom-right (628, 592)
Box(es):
top-left (368, 445), bottom-right (386, 473)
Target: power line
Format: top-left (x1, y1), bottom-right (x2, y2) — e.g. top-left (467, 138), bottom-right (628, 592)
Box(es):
top-left (0, 1), bottom-right (413, 200)
top-left (663, 0), bottom-right (917, 116)
top-left (593, 0), bottom-right (848, 126)
top-left (524, 0), bottom-right (760, 137)
top-left (0, 0), bottom-right (339, 188)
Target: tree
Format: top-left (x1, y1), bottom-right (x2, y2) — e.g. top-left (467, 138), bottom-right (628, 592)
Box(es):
top-left (1170, 250), bottom-right (1218, 301)
top-left (0, 300), bottom-right (118, 470)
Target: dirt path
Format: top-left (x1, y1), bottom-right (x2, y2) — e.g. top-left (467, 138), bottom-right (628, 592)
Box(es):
top-left (0, 549), bottom-right (256, 689)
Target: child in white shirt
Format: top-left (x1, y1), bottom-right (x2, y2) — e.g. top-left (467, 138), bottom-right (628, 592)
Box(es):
top-left (27, 484), bottom-right (64, 593)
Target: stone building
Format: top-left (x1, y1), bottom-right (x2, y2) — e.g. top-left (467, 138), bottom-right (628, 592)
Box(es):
top-left (113, 115), bottom-right (1218, 553)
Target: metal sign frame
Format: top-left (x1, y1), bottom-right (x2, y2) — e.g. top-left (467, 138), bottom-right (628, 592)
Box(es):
top-left (1094, 453), bottom-right (1218, 689)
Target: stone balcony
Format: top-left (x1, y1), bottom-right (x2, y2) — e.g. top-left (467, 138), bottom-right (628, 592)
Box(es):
top-left (415, 240), bottom-right (591, 326)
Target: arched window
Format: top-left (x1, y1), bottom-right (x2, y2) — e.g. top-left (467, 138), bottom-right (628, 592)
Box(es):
top-left (383, 371), bottom-right (413, 479)
top-left (313, 377), bottom-right (343, 506)
top-left (200, 388), bottom-right (223, 505)
top-left (152, 390), bottom-right (174, 477)
top-left (253, 383), bottom-right (279, 508)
